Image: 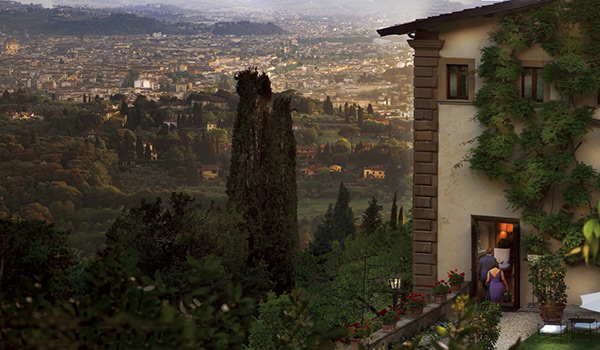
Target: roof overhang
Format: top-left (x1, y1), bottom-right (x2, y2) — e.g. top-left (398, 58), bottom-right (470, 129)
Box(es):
top-left (377, 0), bottom-right (554, 37)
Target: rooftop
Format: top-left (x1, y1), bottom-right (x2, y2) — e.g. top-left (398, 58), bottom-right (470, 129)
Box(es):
top-left (377, 0), bottom-right (554, 37)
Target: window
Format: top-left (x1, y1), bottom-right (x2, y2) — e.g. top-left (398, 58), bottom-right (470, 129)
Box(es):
top-left (522, 67), bottom-right (544, 102)
top-left (447, 65), bottom-right (469, 99)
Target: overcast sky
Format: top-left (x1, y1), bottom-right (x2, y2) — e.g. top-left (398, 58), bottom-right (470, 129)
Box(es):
top-left (15, 0), bottom-right (505, 22)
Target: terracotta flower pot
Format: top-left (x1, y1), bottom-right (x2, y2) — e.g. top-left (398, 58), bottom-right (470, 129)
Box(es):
top-left (382, 322), bottom-right (396, 331)
top-left (450, 282), bottom-right (461, 292)
top-left (408, 306), bottom-right (424, 318)
top-left (538, 304), bottom-right (566, 325)
top-left (434, 293), bottom-right (447, 303)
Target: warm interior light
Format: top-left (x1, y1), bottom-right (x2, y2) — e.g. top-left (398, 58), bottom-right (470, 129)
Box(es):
top-left (498, 230), bottom-right (508, 240)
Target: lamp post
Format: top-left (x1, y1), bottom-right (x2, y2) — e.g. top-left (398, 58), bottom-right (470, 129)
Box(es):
top-left (389, 274), bottom-right (402, 310)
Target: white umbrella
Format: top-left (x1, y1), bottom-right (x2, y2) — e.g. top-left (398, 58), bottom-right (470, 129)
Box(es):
top-left (580, 292), bottom-right (600, 312)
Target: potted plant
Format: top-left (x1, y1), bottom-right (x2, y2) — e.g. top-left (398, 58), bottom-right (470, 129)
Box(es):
top-left (447, 269), bottom-right (465, 292)
top-left (528, 254), bottom-right (567, 324)
top-left (346, 317), bottom-right (379, 348)
top-left (379, 306), bottom-right (402, 331)
top-left (430, 280), bottom-right (451, 303)
top-left (405, 292), bottom-right (427, 318)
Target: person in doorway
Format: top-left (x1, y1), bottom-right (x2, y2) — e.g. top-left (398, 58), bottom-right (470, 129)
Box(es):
top-left (478, 248), bottom-right (495, 302)
top-left (486, 260), bottom-right (509, 304)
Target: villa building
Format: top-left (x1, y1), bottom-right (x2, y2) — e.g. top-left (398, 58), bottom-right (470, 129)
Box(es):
top-left (378, 0), bottom-right (600, 308)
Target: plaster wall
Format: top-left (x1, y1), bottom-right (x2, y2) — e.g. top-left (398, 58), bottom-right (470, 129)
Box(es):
top-left (433, 16), bottom-right (600, 306)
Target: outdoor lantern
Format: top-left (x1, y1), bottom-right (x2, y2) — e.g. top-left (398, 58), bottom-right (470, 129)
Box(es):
top-left (388, 274), bottom-right (402, 291)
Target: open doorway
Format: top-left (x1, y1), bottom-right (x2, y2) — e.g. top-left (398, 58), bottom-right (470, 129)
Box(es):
top-left (471, 216), bottom-right (520, 311)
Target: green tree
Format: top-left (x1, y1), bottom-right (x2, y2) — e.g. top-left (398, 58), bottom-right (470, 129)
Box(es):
top-left (0, 219), bottom-right (74, 300)
top-left (330, 181), bottom-right (356, 249)
top-left (361, 197), bottom-right (383, 236)
top-left (227, 68), bottom-right (298, 296)
top-left (323, 96), bottom-right (334, 115)
top-left (390, 190), bottom-right (398, 229)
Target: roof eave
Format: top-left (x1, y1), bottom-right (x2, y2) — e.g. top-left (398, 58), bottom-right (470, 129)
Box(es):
top-left (377, 0), bottom-right (554, 37)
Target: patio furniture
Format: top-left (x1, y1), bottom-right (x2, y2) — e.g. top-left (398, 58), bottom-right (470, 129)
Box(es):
top-left (538, 322), bottom-right (567, 343)
top-left (567, 317), bottom-right (599, 341)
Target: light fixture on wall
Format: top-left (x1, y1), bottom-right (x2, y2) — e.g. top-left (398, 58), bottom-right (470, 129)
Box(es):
top-left (498, 230), bottom-right (508, 240)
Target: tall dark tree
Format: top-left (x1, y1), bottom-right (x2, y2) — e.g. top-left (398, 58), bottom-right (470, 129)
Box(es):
top-left (332, 181), bottom-right (355, 245)
top-left (367, 103), bottom-right (374, 115)
top-left (144, 142), bottom-right (152, 160)
top-left (227, 68), bottom-right (298, 296)
top-left (311, 182), bottom-right (355, 255)
top-left (361, 197), bottom-right (383, 236)
top-left (323, 96), bottom-right (334, 115)
top-left (135, 136), bottom-right (144, 159)
top-left (390, 190), bottom-right (398, 229)
top-left (399, 206), bottom-right (404, 226)
top-left (357, 106), bottom-right (364, 127)
top-left (310, 203), bottom-right (335, 256)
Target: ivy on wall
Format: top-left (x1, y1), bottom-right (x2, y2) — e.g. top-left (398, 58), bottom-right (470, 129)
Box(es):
top-left (466, 0), bottom-right (600, 264)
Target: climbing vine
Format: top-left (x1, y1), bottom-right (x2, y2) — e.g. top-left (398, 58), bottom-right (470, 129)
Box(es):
top-left (467, 0), bottom-right (600, 264)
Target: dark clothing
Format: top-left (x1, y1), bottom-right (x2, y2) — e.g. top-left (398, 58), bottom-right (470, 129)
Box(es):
top-left (480, 280), bottom-right (489, 302)
top-left (478, 254), bottom-right (496, 302)
top-left (478, 254), bottom-right (496, 281)
top-left (488, 270), bottom-right (504, 303)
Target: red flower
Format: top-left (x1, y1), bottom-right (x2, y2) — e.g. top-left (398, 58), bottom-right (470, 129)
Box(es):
top-left (447, 289), bottom-right (451, 294)
top-left (396, 316), bottom-right (400, 320)
top-left (400, 309), bottom-right (404, 313)
top-left (440, 279), bottom-right (445, 283)
top-left (379, 309), bottom-right (387, 316)
top-left (460, 272), bottom-right (465, 276)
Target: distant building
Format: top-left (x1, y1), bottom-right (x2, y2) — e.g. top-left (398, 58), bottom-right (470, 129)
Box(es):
top-left (200, 164), bottom-right (221, 179)
top-left (299, 164), bottom-right (323, 179)
top-left (329, 165), bottom-right (342, 173)
top-left (3, 38), bottom-right (18, 54)
top-left (206, 122), bottom-right (217, 131)
top-left (363, 165), bottom-right (385, 180)
top-left (296, 145), bottom-right (318, 159)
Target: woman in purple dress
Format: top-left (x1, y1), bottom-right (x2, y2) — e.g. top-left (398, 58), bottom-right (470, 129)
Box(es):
top-left (486, 260), bottom-right (509, 304)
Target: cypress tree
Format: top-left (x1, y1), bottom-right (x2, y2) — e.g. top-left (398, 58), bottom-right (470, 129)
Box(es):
top-left (367, 103), bottom-right (374, 115)
top-left (311, 203), bottom-right (335, 256)
top-left (390, 190), bottom-right (398, 229)
top-left (361, 197), bottom-right (383, 236)
top-left (135, 136), bottom-right (144, 159)
top-left (399, 206), bottom-right (404, 225)
top-left (144, 142), bottom-right (152, 160)
top-left (332, 181), bottom-right (355, 247)
top-left (227, 68), bottom-right (298, 296)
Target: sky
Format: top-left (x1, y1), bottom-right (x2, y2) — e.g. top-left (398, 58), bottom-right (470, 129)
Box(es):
top-left (14, 0), bottom-right (505, 22)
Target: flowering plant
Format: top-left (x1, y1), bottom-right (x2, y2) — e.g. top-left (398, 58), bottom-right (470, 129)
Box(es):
top-left (379, 306), bottom-right (403, 324)
top-left (448, 269), bottom-right (465, 284)
top-left (405, 292), bottom-right (426, 309)
top-left (346, 317), bottom-right (379, 339)
top-left (430, 280), bottom-right (451, 295)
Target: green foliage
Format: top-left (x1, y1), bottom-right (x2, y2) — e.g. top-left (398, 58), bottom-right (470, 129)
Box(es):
top-left (361, 196), bottom-right (383, 236)
top-left (227, 68), bottom-right (298, 296)
top-left (248, 290), bottom-right (347, 350)
top-left (528, 254), bottom-right (567, 306)
top-left (104, 192), bottom-right (248, 297)
top-left (0, 219), bottom-right (75, 300)
top-left (467, 0), bottom-right (600, 262)
top-left (311, 182), bottom-right (356, 255)
top-left (393, 296), bottom-right (509, 350)
top-left (0, 250), bottom-right (255, 349)
top-left (466, 302), bottom-right (502, 350)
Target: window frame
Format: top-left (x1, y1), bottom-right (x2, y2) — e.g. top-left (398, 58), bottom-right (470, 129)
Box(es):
top-left (521, 67), bottom-right (544, 102)
top-left (446, 64), bottom-right (469, 100)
